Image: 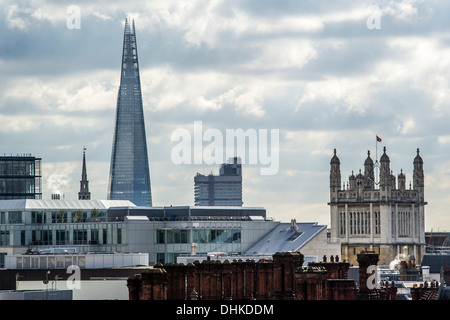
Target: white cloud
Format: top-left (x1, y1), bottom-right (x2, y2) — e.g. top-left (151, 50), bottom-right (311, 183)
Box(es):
top-left (397, 117), bottom-right (416, 135)
top-left (0, 114), bottom-right (36, 133)
top-left (2, 0), bottom-right (450, 230)
top-left (6, 5), bottom-right (30, 30)
top-left (249, 39), bottom-right (317, 71)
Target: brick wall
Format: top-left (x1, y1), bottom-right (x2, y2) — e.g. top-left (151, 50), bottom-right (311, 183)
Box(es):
top-left (127, 252), bottom-right (363, 300)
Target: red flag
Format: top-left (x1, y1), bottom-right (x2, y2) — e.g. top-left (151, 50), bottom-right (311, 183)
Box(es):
top-left (376, 135), bottom-right (382, 142)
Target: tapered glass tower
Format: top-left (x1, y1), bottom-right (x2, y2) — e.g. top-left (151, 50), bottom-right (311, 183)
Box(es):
top-left (107, 18), bottom-right (152, 207)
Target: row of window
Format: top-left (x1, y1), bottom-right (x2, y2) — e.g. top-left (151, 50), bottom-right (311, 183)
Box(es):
top-left (0, 160), bottom-right (38, 176)
top-left (157, 229), bottom-right (241, 244)
top-left (0, 178), bottom-right (37, 194)
top-left (0, 225), bottom-right (123, 247)
top-left (15, 255), bottom-right (86, 269)
top-left (339, 211), bottom-right (381, 236)
top-left (391, 211), bottom-right (420, 237)
top-left (0, 210), bottom-right (107, 224)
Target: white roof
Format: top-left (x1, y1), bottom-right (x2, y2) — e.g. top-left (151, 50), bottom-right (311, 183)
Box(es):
top-left (124, 216), bottom-right (149, 221)
top-left (0, 199), bottom-right (136, 211)
top-left (244, 222), bottom-right (327, 255)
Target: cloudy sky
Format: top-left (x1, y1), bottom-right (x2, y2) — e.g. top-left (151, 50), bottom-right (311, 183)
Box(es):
top-left (1, 0), bottom-right (450, 231)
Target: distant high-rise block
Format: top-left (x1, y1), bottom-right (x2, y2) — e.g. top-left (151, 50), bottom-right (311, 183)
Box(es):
top-left (108, 18), bottom-right (152, 207)
top-left (194, 157), bottom-right (243, 206)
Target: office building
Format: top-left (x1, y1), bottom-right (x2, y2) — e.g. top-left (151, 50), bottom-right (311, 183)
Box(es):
top-left (0, 154), bottom-right (42, 200)
top-left (0, 199), bottom-right (135, 266)
top-left (328, 147), bottom-right (426, 267)
top-left (0, 198), bottom-right (335, 266)
top-left (107, 18), bottom-right (152, 206)
top-left (194, 157), bottom-right (243, 206)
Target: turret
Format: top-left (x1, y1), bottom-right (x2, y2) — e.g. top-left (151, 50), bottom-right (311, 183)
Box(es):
top-left (413, 148), bottom-right (424, 200)
top-left (349, 171), bottom-right (356, 191)
top-left (398, 169), bottom-right (406, 191)
top-left (330, 149), bottom-right (341, 191)
top-left (364, 150), bottom-right (375, 190)
top-left (356, 169), bottom-right (364, 196)
top-left (379, 146), bottom-right (391, 187)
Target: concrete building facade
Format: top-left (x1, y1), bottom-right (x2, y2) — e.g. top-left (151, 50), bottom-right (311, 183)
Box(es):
top-left (194, 157), bottom-right (243, 206)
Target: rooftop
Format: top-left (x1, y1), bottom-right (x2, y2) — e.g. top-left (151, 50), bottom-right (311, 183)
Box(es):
top-left (244, 221), bottom-right (327, 255)
top-left (0, 199), bottom-right (136, 211)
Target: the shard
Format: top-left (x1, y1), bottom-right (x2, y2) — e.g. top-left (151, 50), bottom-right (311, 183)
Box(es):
top-left (107, 18), bottom-right (152, 207)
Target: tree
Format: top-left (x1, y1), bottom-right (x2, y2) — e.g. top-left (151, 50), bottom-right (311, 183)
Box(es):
top-left (73, 210), bottom-right (83, 223)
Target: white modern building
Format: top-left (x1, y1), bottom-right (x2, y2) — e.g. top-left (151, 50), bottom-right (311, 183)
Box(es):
top-left (0, 199), bottom-right (337, 266)
top-left (4, 252), bottom-right (148, 269)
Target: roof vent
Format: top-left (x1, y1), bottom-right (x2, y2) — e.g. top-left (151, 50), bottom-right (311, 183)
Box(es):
top-left (290, 219), bottom-right (298, 231)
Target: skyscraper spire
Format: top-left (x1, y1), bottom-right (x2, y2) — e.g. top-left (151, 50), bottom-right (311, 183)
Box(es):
top-left (78, 147), bottom-right (91, 200)
top-left (107, 18), bottom-right (152, 207)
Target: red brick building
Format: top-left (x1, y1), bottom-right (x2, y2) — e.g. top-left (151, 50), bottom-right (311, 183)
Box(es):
top-left (127, 251), bottom-right (399, 300)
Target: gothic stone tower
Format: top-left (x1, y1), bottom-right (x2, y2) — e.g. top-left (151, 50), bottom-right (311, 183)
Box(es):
top-left (107, 18), bottom-right (152, 207)
top-left (328, 147), bottom-right (426, 267)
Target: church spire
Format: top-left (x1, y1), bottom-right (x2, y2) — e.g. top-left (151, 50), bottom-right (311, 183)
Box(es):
top-left (78, 147), bottom-right (91, 200)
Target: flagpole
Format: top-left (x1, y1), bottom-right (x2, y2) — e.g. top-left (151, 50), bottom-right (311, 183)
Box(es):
top-left (376, 136), bottom-right (378, 187)
top-left (375, 135), bottom-right (381, 187)
top-left (376, 136), bottom-right (378, 165)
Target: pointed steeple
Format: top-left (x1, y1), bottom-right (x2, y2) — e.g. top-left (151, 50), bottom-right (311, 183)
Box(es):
top-left (107, 18), bottom-right (152, 206)
top-left (78, 147), bottom-right (91, 200)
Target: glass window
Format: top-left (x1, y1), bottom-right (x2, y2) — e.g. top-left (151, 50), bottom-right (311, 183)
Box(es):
top-left (90, 229), bottom-right (99, 244)
top-left (48, 257), bottom-right (55, 268)
top-left (192, 229), bottom-right (240, 244)
top-left (56, 256), bottom-right (64, 268)
top-left (65, 256), bottom-right (73, 268)
top-left (78, 256), bottom-right (85, 268)
top-left (40, 256), bottom-right (47, 269)
top-left (31, 257), bottom-right (39, 269)
top-left (156, 253), bottom-right (165, 264)
top-left (156, 230), bottom-right (165, 244)
top-left (9, 211), bottom-right (22, 223)
top-left (23, 257), bottom-right (30, 268)
top-left (0, 231), bottom-right (10, 245)
top-left (166, 230), bottom-right (189, 244)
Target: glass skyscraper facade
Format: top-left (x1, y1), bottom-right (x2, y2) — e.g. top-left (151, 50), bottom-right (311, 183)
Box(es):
top-left (107, 18), bottom-right (152, 207)
top-left (0, 154), bottom-right (42, 200)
